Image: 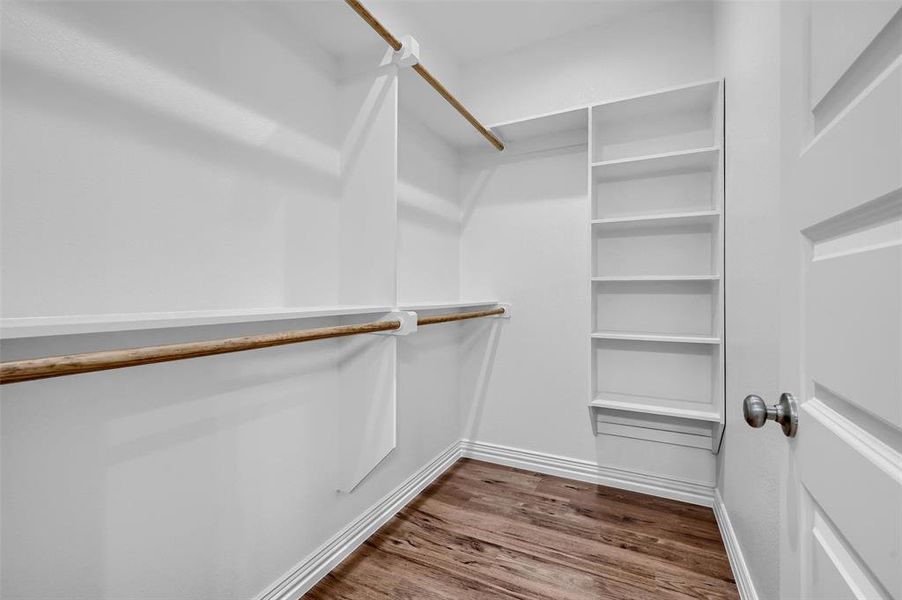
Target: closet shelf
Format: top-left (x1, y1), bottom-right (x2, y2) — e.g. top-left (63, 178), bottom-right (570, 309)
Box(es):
top-left (591, 275), bottom-right (720, 282)
top-left (590, 394), bottom-right (721, 422)
top-left (590, 331), bottom-right (721, 344)
top-left (0, 305), bottom-right (395, 340)
top-left (399, 300), bottom-right (500, 311)
top-left (591, 209), bottom-right (719, 226)
top-left (592, 147), bottom-right (719, 181)
top-left (591, 80), bottom-right (720, 124)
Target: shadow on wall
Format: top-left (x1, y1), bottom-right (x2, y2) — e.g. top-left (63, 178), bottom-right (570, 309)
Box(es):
top-left (336, 332), bottom-right (398, 493)
top-left (459, 319), bottom-right (504, 442)
top-left (340, 50), bottom-right (397, 180)
top-left (397, 179), bottom-right (461, 235)
top-left (1, 3), bottom-right (341, 194)
top-left (0, 321), bottom-right (350, 598)
top-left (460, 143), bottom-right (587, 227)
top-left (397, 115), bottom-right (461, 235)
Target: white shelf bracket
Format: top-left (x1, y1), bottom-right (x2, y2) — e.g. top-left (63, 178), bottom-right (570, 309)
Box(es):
top-left (392, 35), bottom-right (420, 68)
top-left (373, 310), bottom-right (417, 336)
top-left (495, 303), bottom-right (512, 319)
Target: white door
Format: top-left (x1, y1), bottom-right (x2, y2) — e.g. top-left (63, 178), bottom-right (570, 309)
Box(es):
top-left (776, 1), bottom-right (902, 599)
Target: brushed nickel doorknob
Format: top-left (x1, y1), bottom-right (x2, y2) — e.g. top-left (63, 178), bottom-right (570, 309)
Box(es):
top-left (743, 393), bottom-right (798, 437)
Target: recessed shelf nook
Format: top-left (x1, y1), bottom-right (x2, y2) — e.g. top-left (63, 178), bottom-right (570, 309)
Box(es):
top-left (591, 79), bottom-right (720, 163)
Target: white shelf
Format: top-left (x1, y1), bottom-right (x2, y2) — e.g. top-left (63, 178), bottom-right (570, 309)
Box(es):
top-left (592, 147), bottom-right (719, 181)
top-left (591, 209), bottom-right (719, 226)
top-left (590, 393), bottom-right (721, 422)
top-left (398, 300), bottom-right (500, 311)
top-left (591, 80), bottom-right (720, 123)
top-left (590, 331), bottom-right (721, 344)
top-left (592, 275), bottom-right (720, 282)
top-left (0, 305), bottom-right (395, 340)
top-left (461, 107), bottom-right (588, 157)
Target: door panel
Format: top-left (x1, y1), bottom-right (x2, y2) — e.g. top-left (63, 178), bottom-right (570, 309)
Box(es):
top-left (808, 2), bottom-right (902, 134)
top-left (798, 400), bottom-right (902, 597)
top-left (782, 2), bottom-right (902, 599)
top-left (799, 49), bottom-right (902, 226)
top-left (809, 507), bottom-right (889, 600)
top-left (807, 239), bottom-right (901, 427)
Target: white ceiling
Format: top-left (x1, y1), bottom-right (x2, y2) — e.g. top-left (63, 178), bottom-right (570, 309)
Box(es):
top-left (389, 1), bottom-right (670, 63)
top-left (276, 0), bottom-right (681, 149)
top-left (284, 1), bottom-right (670, 64)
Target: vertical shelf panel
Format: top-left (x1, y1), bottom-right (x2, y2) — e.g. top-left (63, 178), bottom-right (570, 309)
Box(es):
top-left (337, 57), bottom-right (401, 491)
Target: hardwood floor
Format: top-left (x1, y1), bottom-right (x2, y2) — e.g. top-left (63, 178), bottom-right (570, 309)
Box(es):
top-left (304, 459), bottom-right (739, 599)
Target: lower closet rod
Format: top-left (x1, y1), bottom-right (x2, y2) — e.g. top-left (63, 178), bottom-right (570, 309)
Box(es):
top-left (0, 308), bottom-right (506, 385)
top-left (0, 319), bottom-right (402, 385)
top-left (418, 307), bottom-right (505, 326)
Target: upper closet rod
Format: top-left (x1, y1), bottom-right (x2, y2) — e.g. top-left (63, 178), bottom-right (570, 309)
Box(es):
top-left (344, 0), bottom-right (505, 152)
top-left (0, 308), bottom-right (506, 384)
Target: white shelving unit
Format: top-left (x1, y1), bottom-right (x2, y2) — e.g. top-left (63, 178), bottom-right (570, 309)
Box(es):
top-left (588, 80), bottom-right (725, 452)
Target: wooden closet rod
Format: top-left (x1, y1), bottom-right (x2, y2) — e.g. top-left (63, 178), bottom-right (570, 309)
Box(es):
top-left (343, 0), bottom-right (505, 152)
top-left (0, 308), bottom-right (505, 384)
top-left (0, 319), bottom-right (402, 385)
top-left (418, 307), bottom-right (505, 326)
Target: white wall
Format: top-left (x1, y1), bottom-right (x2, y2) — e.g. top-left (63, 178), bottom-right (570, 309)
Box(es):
top-left (461, 2), bottom-right (715, 125)
top-left (0, 1), bottom-right (342, 316)
top-left (713, 2), bottom-right (783, 598)
top-left (459, 146), bottom-right (590, 455)
top-left (397, 113), bottom-right (460, 303)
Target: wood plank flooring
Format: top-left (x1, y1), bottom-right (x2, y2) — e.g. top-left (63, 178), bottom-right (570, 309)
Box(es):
top-left (304, 459), bottom-right (739, 599)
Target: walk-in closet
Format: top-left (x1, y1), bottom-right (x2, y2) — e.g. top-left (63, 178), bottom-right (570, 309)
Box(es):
top-left (1, 1), bottom-right (900, 599)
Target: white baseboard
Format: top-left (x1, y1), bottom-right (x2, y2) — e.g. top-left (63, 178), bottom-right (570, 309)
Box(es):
top-left (257, 439), bottom-right (718, 599)
top-left (713, 489), bottom-right (759, 600)
top-left (460, 439), bottom-right (714, 507)
top-left (255, 441), bottom-right (462, 600)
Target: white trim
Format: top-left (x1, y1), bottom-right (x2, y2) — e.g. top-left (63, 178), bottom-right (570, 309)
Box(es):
top-left (713, 489), bottom-right (759, 600)
top-left (255, 441), bottom-right (462, 600)
top-left (460, 439), bottom-right (714, 507)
